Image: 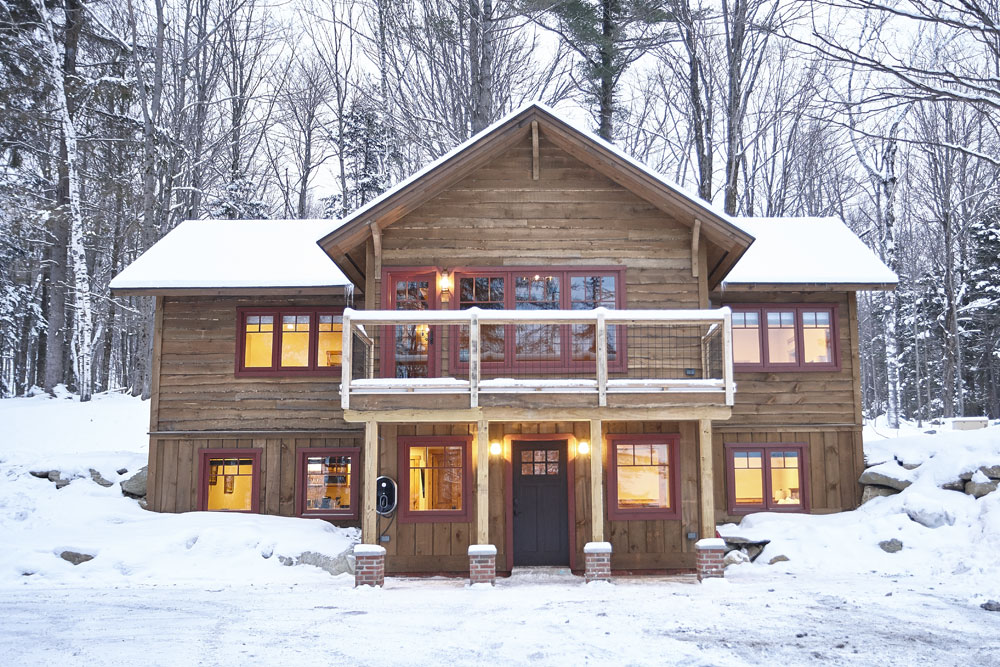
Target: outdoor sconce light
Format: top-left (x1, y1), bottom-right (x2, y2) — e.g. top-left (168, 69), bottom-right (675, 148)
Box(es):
top-left (577, 440), bottom-right (591, 456)
top-left (439, 270), bottom-right (453, 302)
top-left (489, 441), bottom-right (503, 456)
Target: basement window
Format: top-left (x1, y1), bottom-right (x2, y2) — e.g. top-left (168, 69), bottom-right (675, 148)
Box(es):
top-left (200, 449), bottom-right (260, 512)
top-left (726, 443), bottom-right (808, 513)
top-left (237, 308), bottom-right (343, 375)
top-left (297, 448), bottom-right (359, 519)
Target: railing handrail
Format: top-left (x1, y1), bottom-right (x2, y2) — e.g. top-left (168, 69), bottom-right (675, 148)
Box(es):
top-left (341, 305), bottom-right (732, 326)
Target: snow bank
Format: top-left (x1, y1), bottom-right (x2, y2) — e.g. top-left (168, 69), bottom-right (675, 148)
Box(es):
top-left (0, 392), bottom-right (357, 585)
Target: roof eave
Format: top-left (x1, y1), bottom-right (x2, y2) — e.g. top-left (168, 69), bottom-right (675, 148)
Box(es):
top-left (718, 281), bottom-right (898, 292)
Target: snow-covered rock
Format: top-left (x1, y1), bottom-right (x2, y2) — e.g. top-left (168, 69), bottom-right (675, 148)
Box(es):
top-left (964, 473), bottom-right (997, 499)
top-left (903, 493), bottom-right (956, 528)
top-left (724, 550), bottom-right (750, 567)
top-left (859, 462), bottom-right (914, 491)
top-left (120, 467), bottom-right (147, 498)
top-left (878, 538), bottom-right (903, 553)
top-left (861, 485), bottom-right (899, 504)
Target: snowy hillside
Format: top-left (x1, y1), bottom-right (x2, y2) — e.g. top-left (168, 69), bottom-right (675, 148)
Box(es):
top-left (1, 395), bottom-right (998, 665)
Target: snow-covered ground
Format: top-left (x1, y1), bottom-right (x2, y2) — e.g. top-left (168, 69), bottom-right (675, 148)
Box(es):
top-left (1, 394), bottom-right (999, 665)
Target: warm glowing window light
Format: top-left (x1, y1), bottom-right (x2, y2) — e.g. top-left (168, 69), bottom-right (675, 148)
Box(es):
top-left (409, 446), bottom-right (463, 511)
top-left (281, 314), bottom-right (311, 367)
top-left (244, 316), bottom-right (274, 367)
top-left (615, 443), bottom-right (670, 510)
top-left (206, 457), bottom-right (254, 511)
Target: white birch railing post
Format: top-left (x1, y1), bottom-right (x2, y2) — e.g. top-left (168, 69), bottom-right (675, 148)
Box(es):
top-left (596, 308), bottom-right (608, 407)
top-left (469, 308), bottom-right (481, 408)
top-left (722, 307), bottom-right (735, 406)
top-left (341, 309), bottom-right (353, 411)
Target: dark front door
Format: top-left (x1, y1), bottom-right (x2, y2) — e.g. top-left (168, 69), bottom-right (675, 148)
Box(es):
top-left (512, 440), bottom-right (569, 566)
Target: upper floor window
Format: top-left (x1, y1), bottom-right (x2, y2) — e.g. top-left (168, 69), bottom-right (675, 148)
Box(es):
top-left (729, 305), bottom-right (838, 371)
top-left (237, 308), bottom-right (343, 376)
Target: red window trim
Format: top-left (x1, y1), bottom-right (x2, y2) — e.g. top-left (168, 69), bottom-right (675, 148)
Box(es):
top-left (235, 307), bottom-right (344, 377)
top-left (197, 448), bottom-right (261, 513)
top-left (606, 433), bottom-right (681, 521)
top-left (397, 435), bottom-right (474, 524)
top-left (724, 442), bottom-right (810, 515)
top-left (295, 447), bottom-right (361, 520)
top-left (728, 303), bottom-right (840, 372)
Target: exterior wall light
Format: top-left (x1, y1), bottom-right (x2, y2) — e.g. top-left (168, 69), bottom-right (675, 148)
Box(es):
top-left (439, 270), bottom-right (453, 302)
top-left (489, 441), bottom-right (502, 456)
top-left (577, 440), bottom-right (591, 455)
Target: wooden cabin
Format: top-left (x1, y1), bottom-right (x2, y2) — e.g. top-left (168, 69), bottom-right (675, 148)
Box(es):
top-left (110, 103), bottom-right (897, 575)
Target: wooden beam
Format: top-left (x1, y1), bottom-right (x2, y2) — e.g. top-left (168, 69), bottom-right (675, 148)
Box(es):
top-left (698, 418), bottom-right (715, 539)
top-left (364, 239), bottom-right (376, 309)
top-left (369, 221), bottom-right (382, 279)
top-left (590, 418), bottom-right (604, 542)
top-left (848, 292), bottom-right (864, 426)
top-left (698, 237), bottom-right (709, 308)
top-left (148, 296), bottom-right (164, 433)
top-left (531, 120), bottom-right (539, 180)
top-left (344, 405), bottom-right (733, 423)
top-left (476, 419), bottom-right (490, 544)
top-left (363, 420), bottom-right (378, 544)
top-left (691, 218), bottom-right (701, 279)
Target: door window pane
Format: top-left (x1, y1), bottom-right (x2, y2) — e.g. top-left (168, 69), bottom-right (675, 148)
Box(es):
top-left (280, 314), bottom-right (311, 367)
top-left (394, 279), bottom-right (432, 378)
top-left (244, 315), bottom-right (274, 368)
top-left (766, 311), bottom-right (797, 364)
top-left (515, 274), bottom-right (561, 361)
top-left (458, 275), bottom-right (505, 363)
top-left (802, 310), bottom-right (833, 364)
top-left (570, 275), bottom-right (618, 361)
top-left (206, 457), bottom-right (254, 511)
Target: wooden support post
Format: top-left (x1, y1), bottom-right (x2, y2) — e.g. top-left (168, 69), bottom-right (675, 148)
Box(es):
top-left (722, 308), bottom-right (734, 406)
top-left (469, 310), bottom-right (480, 408)
top-left (531, 121), bottom-right (539, 180)
top-left (363, 420), bottom-right (378, 544)
top-left (596, 311), bottom-right (608, 407)
top-left (369, 221), bottom-right (382, 279)
top-left (341, 310), bottom-right (353, 410)
top-left (590, 418), bottom-right (604, 542)
top-left (698, 418), bottom-right (715, 540)
top-left (691, 219), bottom-right (701, 278)
top-left (476, 419), bottom-right (490, 545)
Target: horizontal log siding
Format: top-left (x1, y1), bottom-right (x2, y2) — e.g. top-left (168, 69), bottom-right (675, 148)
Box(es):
top-left (157, 295), bottom-right (358, 432)
top-left (378, 133), bottom-right (699, 310)
top-left (711, 427), bottom-right (864, 523)
top-left (147, 434), bottom-right (362, 519)
top-left (721, 291), bottom-right (858, 427)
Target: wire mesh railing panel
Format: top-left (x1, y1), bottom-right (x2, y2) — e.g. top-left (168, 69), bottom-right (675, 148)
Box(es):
top-left (618, 323), bottom-right (723, 381)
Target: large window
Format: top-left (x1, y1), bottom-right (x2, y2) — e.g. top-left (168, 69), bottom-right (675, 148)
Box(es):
top-left (729, 305), bottom-right (838, 371)
top-left (726, 443), bottom-right (808, 513)
top-left (199, 449), bottom-right (260, 512)
top-left (237, 308), bottom-right (343, 375)
top-left (296, 448), bottom-right (360, 519)
top-left (606, 434), bottom-right (680, 520)
top-left (383, 271), bottom-right (439, 378)
top-left (398, 436), bottom-right (472, 523)
top-left (450, 267), bottom-right (626, 373)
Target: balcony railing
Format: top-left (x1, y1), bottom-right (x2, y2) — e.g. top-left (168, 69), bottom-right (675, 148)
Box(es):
top-left (340, 307), bottom-right (734, 410)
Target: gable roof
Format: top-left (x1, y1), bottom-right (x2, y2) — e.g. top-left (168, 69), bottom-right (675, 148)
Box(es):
top-left (722, 217), bottom-right (897, 290)
top-left (109, 219), bottom-right (350, 295)
top-left (317, 102), bottom-right (755, 287)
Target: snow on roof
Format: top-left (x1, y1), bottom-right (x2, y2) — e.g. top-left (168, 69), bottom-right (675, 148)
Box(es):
top-left (110, 219), bottom-right (350, 290)
top-left (324, 101), bottom-right (743, 240)
top-left (724, 217), bottom-right (898, 287)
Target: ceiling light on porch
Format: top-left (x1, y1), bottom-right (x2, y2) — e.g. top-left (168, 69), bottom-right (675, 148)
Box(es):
top-left (577, 441), bottom-right (590, 456)
top-left (489, 441), bottom-right (502, 456)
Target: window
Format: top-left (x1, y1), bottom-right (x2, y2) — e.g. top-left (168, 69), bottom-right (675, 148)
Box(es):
top-left (199, 449), bottom-right (260, 512)
top-left (398, 436), bottom-right (472, 523)
top-left (384, 270), bottom-right (438, 378)
top-left (448, 266), bottom-right (626, 373)
top-left (726, 443), bottom-right (807, 513)
top-left (236, 308), bottom-right (343, 375)
top-left (606, 434), bottom-right (680, 520)
top-left (296, 448), bottom-right (359, 519)
top-left (729, 305), bottom-right (838, 371)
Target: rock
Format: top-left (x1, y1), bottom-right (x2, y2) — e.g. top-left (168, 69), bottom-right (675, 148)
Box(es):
top-left (47, 471), bottom-right (75, 489)
top-left (964, 479), bottom-right (998, 499)
top-left (29, 470), bottom-right (51, 479)
top-left (859, 463), bottom-right (913, 491)
top-left (878, 538), bottom-right (903, 553)
top-left (721, 536), bottom-right (770, 562)
top-left (138, 498), bottom-right (148, 510)
top-left (60, 551), bottom-right (94, 565)
top-left (116, 468), bottom-right (128, 476)
top-left (981, 600), bottom-right (1000, 612)
top-left (89, 469), bottom-right (114, 488)
top-left (899, 462), bottom-right (921, 471)
top-left (724, 550), bottom-right (750, 567)
top-left (960, 465), bottom-right (1000, 481)
top-left (121, 467), bottom-right (148, 498)
top-left (940, 479), bottom-right (966, 492)
top-left (861, 485), bottom-right (899, 504)
top-left (904, 498), bottom-right (955, 529)
top-left (768, 555), bottom-right (789, 565)
top-left (278, 555), bottom-right (294, 566)
top-left (295, 550), bottom-right (353, 576)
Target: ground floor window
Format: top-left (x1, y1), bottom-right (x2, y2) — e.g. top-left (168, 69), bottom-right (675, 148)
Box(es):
top-left (606, 434), bottom-right (680, 520)
top-left (296, 447), bottom-right (360, 519)
top-left (397, 436), bottom-right (472, 523)
top-left (726, 443), bottom-right (807, 513)
top-left (199, 449), bottom-right (260, 512)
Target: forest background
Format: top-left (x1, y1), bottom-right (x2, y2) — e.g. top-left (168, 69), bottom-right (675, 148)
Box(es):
top-left (1, 0), bottom-right (998, 427)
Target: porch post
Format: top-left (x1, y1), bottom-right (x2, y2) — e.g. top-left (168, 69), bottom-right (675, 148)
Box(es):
top-left (476, 419), bottom-right (489, 545)
top-left (363, 419), bottom-right (378, 544)
top-left (698, 418), bottom-right (715, 539)
top-left (590, 418), bottom-right (604, 542)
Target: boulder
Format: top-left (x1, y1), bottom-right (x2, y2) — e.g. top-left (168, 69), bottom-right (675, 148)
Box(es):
top-left (859, 463), bottom-right (913, 491)
top-left (116, 467), bottom-right (128, 476)
top-left (861, 485), bottom-right (899, 504)
top-left (940, 479), bottom-right (966, 492)
top-left (768, 555), bottom-right (789, 565)
top-left (724, 550), bottom-right (750, 567)
top-left (60, 551), bottom-right (94, 565)
top-left (878, 539), bottom-right (903, 553)
top-left (960, 465), bottom-right (1000, 481)
top-left (982, 600), bottom-right (1000, 612)
top-left (121, 467), bottom-right (148, 498)
top-left (89, 469), bottom-right (114, 488)
top-left (46, 471), bottom-right (79, 489)
top-left (964, 479), bottom-right (998, 499)
top-left (295, 550), bottom-right (353, 576)
top-left (722, 536), bottom-right (770, 562)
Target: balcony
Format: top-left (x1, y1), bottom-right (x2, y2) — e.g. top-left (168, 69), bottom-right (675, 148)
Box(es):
top-left (340, 307), bottom-right (734, 419)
